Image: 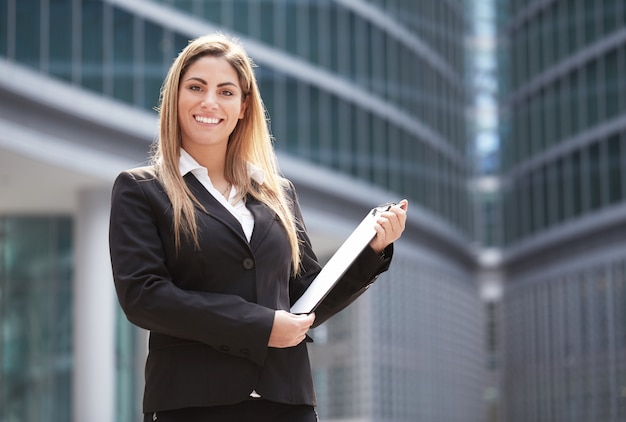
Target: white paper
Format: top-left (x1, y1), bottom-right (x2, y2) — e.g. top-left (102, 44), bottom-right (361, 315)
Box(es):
top-left (290, 204), bottom-right (392, 314)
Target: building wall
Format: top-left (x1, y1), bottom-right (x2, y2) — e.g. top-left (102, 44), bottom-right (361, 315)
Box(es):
top-left (500, 0), bottom-right (626, 420)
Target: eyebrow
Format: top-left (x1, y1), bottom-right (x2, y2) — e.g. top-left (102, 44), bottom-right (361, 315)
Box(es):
top-left (184, 77), bottom-right (239, 89)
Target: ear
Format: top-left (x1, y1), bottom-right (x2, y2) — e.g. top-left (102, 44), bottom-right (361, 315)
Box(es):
top-left (239, 96), bottom-right (248, 120)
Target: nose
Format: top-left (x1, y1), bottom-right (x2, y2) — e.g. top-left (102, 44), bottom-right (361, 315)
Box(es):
top-left (201, 92), bottom-right (218, 109)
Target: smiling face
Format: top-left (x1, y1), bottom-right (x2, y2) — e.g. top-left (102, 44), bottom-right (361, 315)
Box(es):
top-left (178, 55), bottom-right (247, 156)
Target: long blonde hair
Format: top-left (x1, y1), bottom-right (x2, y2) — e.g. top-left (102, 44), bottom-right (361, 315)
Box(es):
top-left (153, 33), bottom-right (302, 274)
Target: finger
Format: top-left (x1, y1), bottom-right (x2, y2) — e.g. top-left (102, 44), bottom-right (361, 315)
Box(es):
top-left (378, 215), bottom-right (402, 242)
top-left (385, 207), bottom-right (406, 225)
top-left (380, 206), bottom-right (405, 224)
top-left (378, 214), bottom-right (400, 236)
top-left (396, 199), bottom-right (409, 211)
top-left (373, 220), bottom-right (387, 239)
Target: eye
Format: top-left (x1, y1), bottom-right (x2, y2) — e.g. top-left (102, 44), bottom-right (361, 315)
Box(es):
top-left (189, 85), bottom-right (202, 92)
top-left (221, 89), bottom-right (234, 96)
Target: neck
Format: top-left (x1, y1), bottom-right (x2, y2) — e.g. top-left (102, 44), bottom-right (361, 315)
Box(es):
top-left (183, 143), bottom-right (228, 183)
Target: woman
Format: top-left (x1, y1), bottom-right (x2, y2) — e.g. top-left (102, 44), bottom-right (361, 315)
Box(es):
top-left (109, 33), bottom-right (407, 422)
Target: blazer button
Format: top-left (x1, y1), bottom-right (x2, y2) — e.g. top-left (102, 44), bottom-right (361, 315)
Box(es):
top-left (242, 257), bottom-right (254, 270)
top-left (219, 345), bottom-right (230, 353)
top-left (240, 348), bottom-right (250, 356)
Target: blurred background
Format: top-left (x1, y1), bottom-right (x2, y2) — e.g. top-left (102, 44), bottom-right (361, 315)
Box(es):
top-left (0, 0), bottom-right (625, 421)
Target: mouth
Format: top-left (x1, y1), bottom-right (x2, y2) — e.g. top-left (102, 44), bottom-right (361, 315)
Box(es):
top-left (194, 115), bottom-right (221, 125)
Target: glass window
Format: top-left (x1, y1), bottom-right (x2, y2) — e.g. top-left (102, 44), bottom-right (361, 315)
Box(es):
top-left (317, 86), bottom-right (334, 167)
top-left (115, 309), bottom-right (142, 422)
top-left (530, 94), bottom-right (544, 154)
top-left (284, 1), bottom-right (298, 57)
top-left (0, 217), bottom-right (73, 422)
top-left (503, 184), bottom-right (515, 244)
top-left (327, 3), bottom-right (338, 73)
top-left (553, 80), bottom-right (563, 144)
top-left (571, 150), bottom-right (583, 217)
top-left (607, 134), bottom-right (623, 204)
top-left (559, 76), bottom-right (572, 139)
top-left (545, 164), bottom-right (557, 227)
top-left (518, 101), bottom-right (531, 161)
top-left (335, 6), bottom-right (349, 77)
top-left (527, 20), bottom-right (541, 79)
top-left (15, 0), bottom-right (40, 68)
top-left (551, 2), bottom-right (562, 64)
top-left (519, 175), bottom-right (532, 237)
top-left (172, 0), bottom-right (193, 13)
top-left (410, 135), bottom-right (422, 204)
top-left (352, 107), bottom-right (368, 180)
top-left (583, 0), bottom-right (597, 45)
top-left (142, 20), bottom-right (165, 111)
top-left (604, 49), bottom-right (619, 119)
top-left (81, 0), bottom-right (104, 93)
top-left (308, 87), bottom-right (321, 163)
top-left (284, 76), bottom-right (299, 155)
top-left (543, 87), bottom-right (556, 148)
top-left (510, 31), bottom-right (519, 89)
top-left (569, 71), bottom-right (581, 135)
top-left (588, 141), bottom-right (602, 210)
top-left (371, 115), bottom-right (387, 188)
top-left (217, 0), bottom-right (234, 30)
top-left (540, 10), bottom-right (553, 72)
top-left (0, 0), bottom-right (8, 56)
top-left (113, 8), bottom-right (134, 104)
top-left (566, 0), bottom-right (580, 55)
top-left (555, 157), bottom-right (567, 223)
top-left (602, 0), bottom-right (618, 35)
top-left (586, 60), bottom-right (599, 127)
top-left (296, 81), bottom-right (311, 157)
top-left (259, 0), bottom-right (274, 46)
top-left (49, 0), bottom-right (73, 82)
top-left (531, 168), bottom-right (545, 233)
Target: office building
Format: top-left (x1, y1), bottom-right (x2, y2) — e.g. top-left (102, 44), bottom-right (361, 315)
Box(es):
top-left (0, 1), bottom-right (486, 421)
top-left (499, 0), bottom-right (626, 420)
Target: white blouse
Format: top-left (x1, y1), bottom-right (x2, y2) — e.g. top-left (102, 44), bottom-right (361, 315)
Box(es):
top-left (178, 149), bottom-right (265, 242)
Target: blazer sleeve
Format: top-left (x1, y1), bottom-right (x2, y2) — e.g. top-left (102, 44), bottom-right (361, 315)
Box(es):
top-left (109, 170), bottom-right (275, 366)
top-left (309, 244), bottom-right (392, 328)
top-left (284, 181), bottom-right (394, 328)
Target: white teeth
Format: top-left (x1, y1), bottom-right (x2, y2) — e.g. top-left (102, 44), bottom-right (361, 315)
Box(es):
top-left (195, 116), bottom-right (219, 124)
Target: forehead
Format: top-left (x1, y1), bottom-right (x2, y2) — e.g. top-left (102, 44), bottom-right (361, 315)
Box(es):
top-left (182, 55), bottom-right (240, 83)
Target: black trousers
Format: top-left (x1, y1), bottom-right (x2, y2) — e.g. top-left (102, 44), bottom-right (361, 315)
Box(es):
top-left (144, 400), bottom-right (318, 422)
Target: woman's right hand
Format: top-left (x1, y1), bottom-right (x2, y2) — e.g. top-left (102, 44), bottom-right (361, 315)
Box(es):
top-left (268, 311), bottom-right (315, 348)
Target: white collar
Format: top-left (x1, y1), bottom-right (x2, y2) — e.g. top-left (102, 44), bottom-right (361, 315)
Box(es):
top-left (178, 149), bottom-right (265, 185)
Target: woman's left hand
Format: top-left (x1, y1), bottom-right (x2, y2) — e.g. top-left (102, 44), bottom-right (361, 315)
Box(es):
top-left (369, 199), bottom-right (408, 254)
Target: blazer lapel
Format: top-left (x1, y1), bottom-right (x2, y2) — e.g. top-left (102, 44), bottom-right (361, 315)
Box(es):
top-left (183, 173), bottom-right (248, 243)
top-left (184, 173), bottom-right (279, 250)
top-left (246, 196), bottom-right (279, 251)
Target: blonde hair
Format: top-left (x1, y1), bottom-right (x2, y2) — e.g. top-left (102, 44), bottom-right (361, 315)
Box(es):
top-left (153, 33), bottom-right (302, 274)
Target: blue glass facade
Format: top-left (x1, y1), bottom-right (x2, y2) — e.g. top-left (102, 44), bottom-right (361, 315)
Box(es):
top-left (0, 0), bottom-right (472, 238)
top-left (0, 217), bottom-right (73, 422)
top-left (499, 0), bottom-right (626, 420)
top-left (502, 0), bottom-right (626, 244)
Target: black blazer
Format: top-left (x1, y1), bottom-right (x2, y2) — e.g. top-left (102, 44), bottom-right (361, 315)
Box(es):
top-left (109, 166), bottom-right (393, 413)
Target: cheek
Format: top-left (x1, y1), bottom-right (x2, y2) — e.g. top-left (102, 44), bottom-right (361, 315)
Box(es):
top-left (177, 94), bottom-right (190, 113)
